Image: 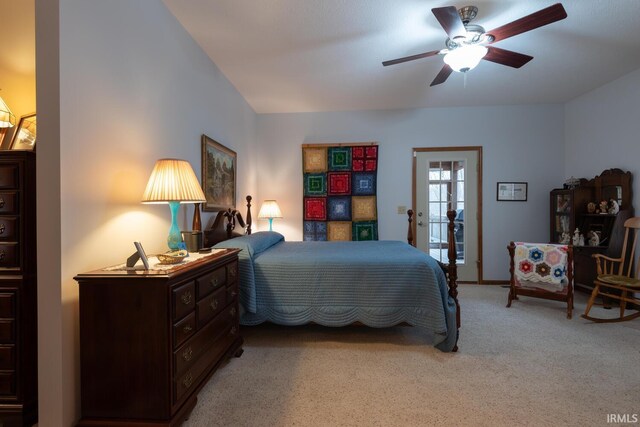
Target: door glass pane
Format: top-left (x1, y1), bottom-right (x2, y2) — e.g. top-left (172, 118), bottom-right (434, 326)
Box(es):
top-left (426, 158), bottom-right (466, 264)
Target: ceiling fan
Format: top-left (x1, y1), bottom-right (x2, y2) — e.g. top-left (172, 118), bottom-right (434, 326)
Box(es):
top-left (382, 3), bottom-right (567, 86)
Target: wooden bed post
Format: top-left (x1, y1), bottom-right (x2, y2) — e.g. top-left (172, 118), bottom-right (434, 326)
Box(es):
top-left (446, 209), bottom-right (460, 352)
top-left (407, 210), bottom-right (414, 246)
top-left (246, 195), bottom-right (252, 235)
top-left (407, 208), bottom-right (460, 351)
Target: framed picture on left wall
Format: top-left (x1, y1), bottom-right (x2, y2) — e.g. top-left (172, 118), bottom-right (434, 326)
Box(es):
top-left (201, 134), bottom-right (236, 211)
top-left (9, 113), bottom-right (37, 151)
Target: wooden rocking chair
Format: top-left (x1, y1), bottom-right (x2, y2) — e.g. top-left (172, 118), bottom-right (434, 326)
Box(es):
top-left (582, 217), bottom-right (640, 323)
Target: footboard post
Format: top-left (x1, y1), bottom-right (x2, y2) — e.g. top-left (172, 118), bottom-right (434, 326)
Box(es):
top-left (446, 209), bottom-right (460, 352)
top-left (407, 210), bottom-right (414, 246)
top-left (246, 195), bottom-right (252, 235)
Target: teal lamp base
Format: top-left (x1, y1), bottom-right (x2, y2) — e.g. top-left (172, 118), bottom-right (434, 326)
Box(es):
top-left (268, 218), bottom-right (273, 231)
top-left (167, 201), bottom-right (182, 250)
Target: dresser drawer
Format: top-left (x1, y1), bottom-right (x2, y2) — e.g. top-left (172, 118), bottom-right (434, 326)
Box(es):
top-left (0, 165), bottom-right (18, 190)
top-left (0, 193), bottom-right (17, 214)
top-left (226, 282), bottom-right (238, 303)
top-left (0, 372), bottom-right (16, 396)
top-left (196, 286), bottom-right (226, 328)
top-left (0, 320), bottom-right (15, 343)
top-left (196, 267), bottom-right (226, 298)
top-left (0, 293), bottom-right (15, 317)
top-left (173, 312), bottom-right (196, 348)
top-left (0, 217), bottom-right (18, 241)
top-left (0, 244), bottom-right (18, 268)
top-left (174, 303), bottom-right (237, 375)
top-left (227, 261), bottom-right (238, 282)
top-left (0, 346), bottom-right (15, 370)
top-left (172, 282), bottom-right (195, 321)
top-left (174, 326), bottom-right (235, 403)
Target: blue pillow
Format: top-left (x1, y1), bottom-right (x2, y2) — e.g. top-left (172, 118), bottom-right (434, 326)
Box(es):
top-left (214, 231), bottom-right (284, 258)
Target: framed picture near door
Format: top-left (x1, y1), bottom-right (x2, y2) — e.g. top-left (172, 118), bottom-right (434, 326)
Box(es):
top-left (497, 182), bottom-right (528, 201)
top-left (201, 134), bottom-right (236, 211)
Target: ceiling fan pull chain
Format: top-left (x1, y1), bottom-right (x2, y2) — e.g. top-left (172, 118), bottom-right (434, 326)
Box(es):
top-left (464, 72), bottom-right (467, 88)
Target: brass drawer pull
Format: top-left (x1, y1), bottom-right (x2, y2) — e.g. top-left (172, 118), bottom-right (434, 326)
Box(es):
top-left (230, 307), bottom-right (236, 317)
top-left (0, 223), bottom-right (5, 235)
top-left (230, 326), bottom-right (237, 335)
top-left (209, 298), bottom-right (218, 311)
top-left (209, 277), bottom-right (219, 288)
top-left (0, 197), bottom-right (4, 208)
top-left (230, 290), bottom-right (237, 298)
top-left (181, 291), bottom-right (192, 305)
top-left (183, 325), bottom-right (193, 334)
top-left (182, 347), bottom-right (193, 362)
top-left (183, 373), bottom-right (193, 389)
top-left (0, 250), bottom-right (5, 262)
top-left (229, 266), bottom-right (237, 277)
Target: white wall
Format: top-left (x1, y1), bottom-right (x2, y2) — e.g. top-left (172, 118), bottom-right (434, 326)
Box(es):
top-left (38, 0), bottom-right (258, 424)
top-left (256, 105), bottom-right (565, 281)
top-left (565, 67), bottom-right (640, 212)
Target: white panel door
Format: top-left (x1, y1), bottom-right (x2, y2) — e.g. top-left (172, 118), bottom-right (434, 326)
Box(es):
top-left (415, 150), bottom-right (479, 282)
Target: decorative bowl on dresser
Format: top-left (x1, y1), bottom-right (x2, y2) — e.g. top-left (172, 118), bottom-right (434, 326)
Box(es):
top-left (74, 248), bottom-right (243, 426)
top-left (0, 152), bottom-right (37, 427)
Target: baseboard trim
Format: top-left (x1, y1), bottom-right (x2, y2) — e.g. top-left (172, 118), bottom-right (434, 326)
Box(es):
top-left (479, 280), bottom-right (510, 285)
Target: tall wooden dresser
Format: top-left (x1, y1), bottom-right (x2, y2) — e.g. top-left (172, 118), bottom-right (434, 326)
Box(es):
top-left (74, 248), bottom-right (243, 426)
top-left (0, 152), bottom-right (37, 426)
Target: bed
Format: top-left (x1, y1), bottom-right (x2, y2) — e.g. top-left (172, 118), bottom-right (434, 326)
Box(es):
top-left (205, 196), bottom-right (460, 352)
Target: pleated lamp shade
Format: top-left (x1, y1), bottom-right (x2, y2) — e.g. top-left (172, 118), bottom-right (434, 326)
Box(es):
top-left (0, 97), bottom-right (16, 128)
top-left (258, 200), bottom-right (283, 219)
top-left (142, 159), bottom-right (206, 204)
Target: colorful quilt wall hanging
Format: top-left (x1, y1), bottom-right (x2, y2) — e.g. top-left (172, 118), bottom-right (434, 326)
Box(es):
top-left (302, 143), bottom-right (379, 241)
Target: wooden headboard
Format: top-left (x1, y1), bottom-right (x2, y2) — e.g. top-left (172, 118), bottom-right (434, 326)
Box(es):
top-left (203, 195), bottom-right (253, 247)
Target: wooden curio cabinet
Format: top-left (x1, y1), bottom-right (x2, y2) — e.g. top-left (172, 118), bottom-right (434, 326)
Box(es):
top-left (550, 169), bottom-right (634, 294)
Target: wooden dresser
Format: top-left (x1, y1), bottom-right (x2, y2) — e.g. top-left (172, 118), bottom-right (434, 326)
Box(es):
top-left (0, 152), bottom-right (37, 426)
top-left (75, 249), bottom-right (243, 426)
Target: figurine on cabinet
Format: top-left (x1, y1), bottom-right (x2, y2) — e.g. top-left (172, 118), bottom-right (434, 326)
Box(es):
top-left (572, 228), bottom-right (581, 246)
top-left (560, 231), bottom-right (571, 244)
top-left (598, 200), bottom-right (608, 214)
top-left (587, 202), bottom-right (596, 214)
top-left (588, 230), bottom-right (600, 246)
top-left (608, 199), bottom-right (620, 215)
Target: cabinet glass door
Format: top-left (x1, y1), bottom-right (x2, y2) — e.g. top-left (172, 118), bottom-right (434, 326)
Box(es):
top-left (553, 193), bottom-right (571, 242)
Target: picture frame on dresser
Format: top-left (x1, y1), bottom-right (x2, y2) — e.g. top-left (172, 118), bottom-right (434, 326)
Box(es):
top-left (9, 113), bottom-right (37, 151)
top-left (201, 135), bottom-right (236, 212)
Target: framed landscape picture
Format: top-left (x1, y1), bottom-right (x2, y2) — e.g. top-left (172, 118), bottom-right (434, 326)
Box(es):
top-left (201, 134), bottom-right (236, 211)
top-left (9, 113), bottom-right (37, 151)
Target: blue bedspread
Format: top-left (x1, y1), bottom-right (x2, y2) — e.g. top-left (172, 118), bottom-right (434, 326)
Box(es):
top-left (215, 232), bottom-right (457, 351)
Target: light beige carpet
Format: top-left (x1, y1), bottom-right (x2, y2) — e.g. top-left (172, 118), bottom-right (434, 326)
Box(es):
top-left (184, 285), bottom-right (640, 427)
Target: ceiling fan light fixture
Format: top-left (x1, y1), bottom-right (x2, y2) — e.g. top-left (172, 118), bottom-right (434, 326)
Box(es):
top-left (443, 45), bottom-right (488, 73)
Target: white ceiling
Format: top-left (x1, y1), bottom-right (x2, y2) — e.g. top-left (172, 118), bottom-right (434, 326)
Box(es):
top-left (163, 0), bottom-right (640, 114)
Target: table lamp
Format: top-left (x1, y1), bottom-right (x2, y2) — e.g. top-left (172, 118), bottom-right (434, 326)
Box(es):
top-left (0, 96), bottom-right (16, 128)
top-left (258, 200), bottom-right (282, 231)
top-left (142, 159), bottom-right (206, 250)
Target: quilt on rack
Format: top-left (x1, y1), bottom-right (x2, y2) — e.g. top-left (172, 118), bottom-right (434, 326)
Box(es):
top-left (302, 144), bottom-right (378, 241)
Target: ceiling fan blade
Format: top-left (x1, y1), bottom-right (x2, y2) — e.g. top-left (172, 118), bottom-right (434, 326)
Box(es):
top-left (382, 50), bottom-right (440, 67)
top-left (483, 46), bottom-right (533, 68)
top-left (486, 3), bottom-right (567, 44)
top-left (432, 6), bottom-right (467, 40)
top-left (430, 64), bottom-right (453, 86)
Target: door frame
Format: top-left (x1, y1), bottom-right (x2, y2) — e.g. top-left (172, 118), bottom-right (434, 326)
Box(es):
top-left (412, 146), bottom-right (484, 284)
